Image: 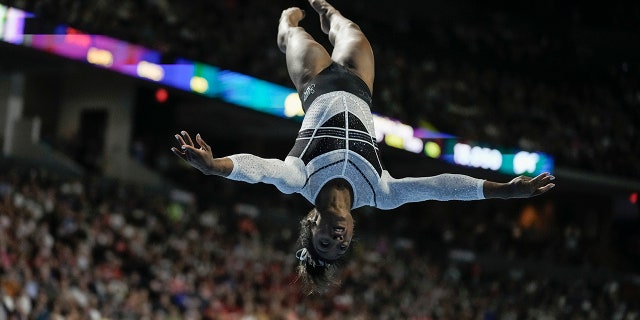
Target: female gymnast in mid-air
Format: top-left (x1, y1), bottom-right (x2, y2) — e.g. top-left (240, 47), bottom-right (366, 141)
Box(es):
top-left (172, 0), bottom-right (555, 293)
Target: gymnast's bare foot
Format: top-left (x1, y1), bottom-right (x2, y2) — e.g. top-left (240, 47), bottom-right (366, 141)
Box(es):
top-left (308, 0), bottom-right (338, 34)
top-left (280, 7), bottom-right (306, 26)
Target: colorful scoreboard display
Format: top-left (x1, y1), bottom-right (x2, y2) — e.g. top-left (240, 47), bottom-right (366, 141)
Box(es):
top-left (0, 4), bottom-right (553, 176)
top-left (371, 115), bottom-right (553, 176)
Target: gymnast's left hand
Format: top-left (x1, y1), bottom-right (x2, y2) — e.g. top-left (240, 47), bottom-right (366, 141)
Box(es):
top-left (171, 130), bottom-right (216, 175)
top-left (508, 172), bottom-right (555, 198)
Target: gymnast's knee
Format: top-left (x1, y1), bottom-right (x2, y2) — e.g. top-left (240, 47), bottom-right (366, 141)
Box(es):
top-left (278, 26), bottom-right (305, 53)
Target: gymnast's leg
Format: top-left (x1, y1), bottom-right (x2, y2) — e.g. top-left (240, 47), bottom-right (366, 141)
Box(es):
top-left (278, 7), bottom-right (332, 94)
top-left (309, 0), bottom-right (375, 93)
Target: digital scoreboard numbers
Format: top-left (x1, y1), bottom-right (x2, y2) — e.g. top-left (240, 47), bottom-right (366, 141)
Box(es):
top-left (373, 115), bottom-right (553, 176)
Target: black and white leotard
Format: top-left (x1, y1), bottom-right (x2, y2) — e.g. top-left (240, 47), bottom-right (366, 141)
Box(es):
top-left (227, 63), bottom-right (485, 209)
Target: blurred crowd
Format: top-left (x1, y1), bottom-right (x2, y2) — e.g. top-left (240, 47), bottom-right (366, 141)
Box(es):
top-left (5, 0), bottom-right (639, 179)
top-left (0, 164), bottom-right (638, 319)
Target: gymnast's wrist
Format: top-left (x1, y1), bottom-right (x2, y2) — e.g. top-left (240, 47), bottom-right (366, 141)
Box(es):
top-left (482, 181), bottom-right (513, 199)
top-left (208, 157), bottom-right (233, 177)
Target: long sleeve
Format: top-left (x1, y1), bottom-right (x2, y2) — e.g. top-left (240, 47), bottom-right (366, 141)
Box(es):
top-left (227, 154), bottom-right (306, 194)
top-left (377, 172), bottom-right (485, 210)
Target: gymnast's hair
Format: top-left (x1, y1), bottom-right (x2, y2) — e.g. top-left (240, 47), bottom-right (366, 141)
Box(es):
top-left (294, 209), bottom-right (350, 295)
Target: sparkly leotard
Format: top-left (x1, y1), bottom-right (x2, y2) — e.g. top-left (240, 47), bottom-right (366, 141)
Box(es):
top-left (227, 63), bottom-right (485, 209)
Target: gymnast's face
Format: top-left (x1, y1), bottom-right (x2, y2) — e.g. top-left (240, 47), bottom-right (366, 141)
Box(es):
top-left (311, 208), bottom-right (354, 261)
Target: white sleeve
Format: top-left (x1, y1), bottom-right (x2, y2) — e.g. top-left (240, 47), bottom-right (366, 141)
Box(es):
top-left (377, 171), bottom-right (485, 210)
top-left (227, 154), bottom-right (306, 194)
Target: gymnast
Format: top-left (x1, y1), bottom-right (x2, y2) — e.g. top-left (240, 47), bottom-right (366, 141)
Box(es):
top-left (172, 0), bottom-right (555, 293)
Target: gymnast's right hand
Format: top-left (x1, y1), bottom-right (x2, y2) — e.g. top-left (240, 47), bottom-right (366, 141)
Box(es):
top-left (171, 130), bottom-right (217, 175)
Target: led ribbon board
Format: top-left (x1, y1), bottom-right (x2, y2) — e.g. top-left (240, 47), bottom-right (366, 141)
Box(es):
top-left (0, 4), bottom-right (553, 176)
top-left (372, 115), bottom-right (554, 176)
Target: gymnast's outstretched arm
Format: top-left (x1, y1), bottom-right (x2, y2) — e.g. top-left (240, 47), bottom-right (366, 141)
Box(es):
top-left (378, 171), bottom-right (555, 210)
top-left (171, 130), bottom-right (305, 193)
